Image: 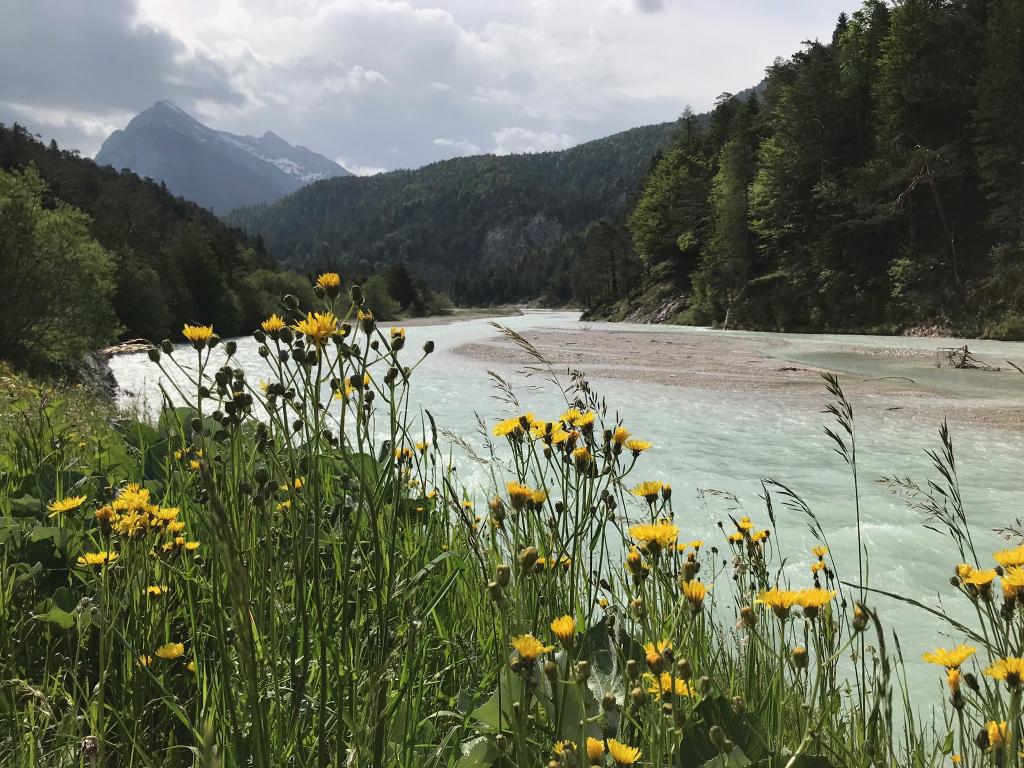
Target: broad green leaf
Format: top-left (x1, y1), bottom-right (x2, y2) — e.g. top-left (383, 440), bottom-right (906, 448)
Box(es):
top-left (34, 604), bottom-right (75, 630)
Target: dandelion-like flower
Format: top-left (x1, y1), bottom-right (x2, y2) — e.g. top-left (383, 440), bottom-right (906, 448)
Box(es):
top-left (994, 545), bottom-right (1024, 569)
top-left (646, 671), bottom-right (693, 698)
top-left (756, 587), bottom-right (801, 619)
top-left (624, 439), bottom-right (651, 455)
top-left (316, 272), bottom-right (341, 291)
top-left (681, 579), bottom-right (708, 609)
top-left (77, 551), bottom-right (117, 567)
top-left (922, 645), bottom-right (976, 669)
top-left (611, 426), bottom-right (631, 444)
top-left (156, 642), bottom-right (185, 660)
top-left (796, 588), bottom-right (836, 618)
top-left (293, 312), bottom-right (338, 345)
top-left (506, 481), bottom-right (533, 511)
top-left (553, 741), bottom-right (576, 757)
top-left (607, 739), bottom-right (642, 766)
top-left (261, 314), bottom-right (286, 334)
top-left (550, 615), bottom-right (576, 648)
top-left (629, 519), bottom-right (679, 550)
top-left (631, 480), bottom-right (663, 504)
top-left (585, 737), bottom-right (605, 762)
top-left (47, 495), bottom-right (87, 517)
top-left (985, 656), bottom-right (1024, 688)
top-left (811, 545), bottom-right (828, 559)
top-left (182, 324), bottom-right (214, 348)
top-left (511, 634), bottom-right (553, 662)
top-left (644, 640), bottom-right (672, 672)
top-left (986, 720), bottom-right (1008, 750)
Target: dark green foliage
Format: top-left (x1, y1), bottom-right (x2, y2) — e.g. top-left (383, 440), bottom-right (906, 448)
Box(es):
top-left (0, 167), bottom-right (118, 368)
top-left (613, 0), bottom-right (1024, 337)
top-left (0, 123), bottom-right (303, 349)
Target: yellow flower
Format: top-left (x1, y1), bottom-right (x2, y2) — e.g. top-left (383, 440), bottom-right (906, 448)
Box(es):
top-left (922, 645), bottom-right (976, 669)
top-left (553, 741), bottom-right (576, 756)
top-left (585, 738), bottom-right (605, 762)
top-left (261, 314), bottom-right (286, 334)
top-left (631, 480), bottom-right (663, 504)
top-left (735, 515), bottom-right (754, 531)
top-left (607, 739), bottom-right (641, 766)
top-left (645, 671), bottom-right (693, 698)
top-left (796, 588), bottom-right (836, 617)
top-left (611, 426), bottom-right (631, 444)
top-left (644, 640), bottom-right (672, 671)
top-left (681, 579), bottom-right (708, 608)
top-left (629, 519), bottom-right (678, 549)
top-left (984, 656), bottom-right (1024, 686)
top-left (1003, 567), bottom-right (1024, 598)
top-left (293, 311), bottom-right (338, 345)
top-left (47, 495), bottom-right (87, 517)
top-left (956, 563), bottom-right (974, 579)
top-left (995, 545), bottom-right (1024, 569)
top-left (493, 412), bottom-right (534, 437)
top-left (963, 568), bottom-right (997, 588)
top-left (357, 308), bottom-right (375, 333)
top-left (624, 439), bottom-right (651, 454)
top-left (390, 327), bottom-right (406, 340)
top-left (510, 634), bottom-right (553, 661)
top-left (156, 642), bottom-right (185, 660)
top-left (550, 615), bottom-right (576, 647)
top-left (811, 545), bottom-right (828, 559)
top-left (182, 324), bottom-right (214, 347)
top-left (77, 551), bottom-right (117, 567)
top-left (145, 585), bottom-right (167, 597)
top-left (572, 446), bottom-right (592, 468)
top-left (186, 660), bottom-right (196, 673)
top-left (810, 561), bottom-right (825, 573)
top-left (727, 532), bottom-right (743, 543)
top-left (947, 667), bottom-right (961, 694)
top-left (625, 547), bottom-right (649, 579)
top-left (184, 541), bottom-right (200, 552)
top-left (316, 272), bottom-right (341, 290)
top-left (506, 481), bottom-right (533, 511)
top-left (751, 529), bottom-right (770, 543)
top-left (138, 654), bottom-right (152, 667)
top-left (986, 720), bottom-right (1008, 750)
top-left (756, 587), bottom-right (801, 618)
top-left (530, 489), bottom-right (548, 506)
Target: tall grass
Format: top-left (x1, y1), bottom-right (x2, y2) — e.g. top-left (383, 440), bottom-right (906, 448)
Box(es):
top-left (0, 278), bottom-right (1019, 767)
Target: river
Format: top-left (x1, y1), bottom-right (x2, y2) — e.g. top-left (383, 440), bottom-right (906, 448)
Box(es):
top-left (110, 310), bottom-right (1024, 703)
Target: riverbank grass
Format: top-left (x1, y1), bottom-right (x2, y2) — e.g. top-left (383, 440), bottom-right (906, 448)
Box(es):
top-left (0, 276), bottom-right (1020, 767)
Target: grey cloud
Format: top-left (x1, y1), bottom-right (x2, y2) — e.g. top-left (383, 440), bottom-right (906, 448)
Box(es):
top-left (0, 0), bottom-right (243, 121)
top-left (633, 0), bottom-right (670, 13)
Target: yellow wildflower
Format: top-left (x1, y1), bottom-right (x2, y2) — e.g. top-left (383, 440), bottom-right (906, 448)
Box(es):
top-left (756, 587), bottom-right (801, 618)
top-left (182, 324), bottom-right (214, 347)
top-left (510, 634), bottom-right (553, 661)
top-left (811, 545), bottom-right (828, 559)
top-left (611, 426), bottom-right (630, 444)
top-left (316, 272), bottom-right (341, 291)
top-left (586, 738), bottom-right (605, 762)
top-left (631, 480), bottom-right (663, 504)
top-left (986, 720), bottom-right (1008, 750)
top-left (985, 657), bottom-right (1024, 686)
top-left (646, 671), bottom-right (693, 698)
top-left (293, 311), bottom-right (338, 345)
top-left (922, 645), bottom-right (976, 669)
top-left (506, 481), bottom-right (533, 511)
top-left (77, 551), bottom-right (117, 567)
top-left (47, 495), bottom-right (87, 517)
top-left (550, 615), bottom-right (576, 648)
top-left (995, 545), bottom-right (1024, 569)
top-left (607, 739), bottom-right (642, 766)
top-left (261, 314), bottom-right (286, 334)
top-left (629, 519), bottom-right (679, 549)
top-left (155, 643), bottom-right (185, 660)
top-left (963, 568), bottom-right (997, 588)
top-left (624, 439), bottom-right (651, 454)
top-left (681, 580), bottom-right (708, 608)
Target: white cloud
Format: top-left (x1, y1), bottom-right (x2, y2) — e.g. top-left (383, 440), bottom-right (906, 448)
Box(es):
top-left (491, 127), bottom-right (575, 155)
top-left (1, 0), bottom-right (863, 170)
top-left (433, 137), bottom-right (482, 156)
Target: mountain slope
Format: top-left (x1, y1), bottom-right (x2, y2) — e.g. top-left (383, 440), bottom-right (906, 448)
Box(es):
top-left (227, 120), bottom-right (680, 292)
top-left (96, 101), bottom-right (350, 213)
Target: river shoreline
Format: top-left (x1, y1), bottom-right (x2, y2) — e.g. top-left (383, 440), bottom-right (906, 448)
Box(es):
top-left (453, 319), bottom-right (1024, 428)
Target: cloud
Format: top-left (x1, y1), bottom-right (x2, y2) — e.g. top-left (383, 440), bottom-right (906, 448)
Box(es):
top-left (491, 127), bottom-right (575, 155)
top-left (1, 0), bottom-right (862, 170)
top-left (433, 137), bottom-right (483, 156)
top-left (633, 0), bottom-right (670, 13)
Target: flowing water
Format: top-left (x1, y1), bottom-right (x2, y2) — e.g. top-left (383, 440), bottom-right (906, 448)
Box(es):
top-left (110, 311), bottom-right (1024, 703)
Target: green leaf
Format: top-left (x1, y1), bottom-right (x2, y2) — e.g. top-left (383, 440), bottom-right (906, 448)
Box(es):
top-left (456, 738), bottom-right (497, 768)
top-left (701, 747), bottom-right (750, 768)
top-left (34, 604), bottom-right (75, 630)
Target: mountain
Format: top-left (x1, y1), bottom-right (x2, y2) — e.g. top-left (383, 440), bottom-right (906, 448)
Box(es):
top-left (95, 101), bottom-right (350, 214)
top-left (226, 120), bottom-right (681, 298)
top-left (1, 121), bottom-right (311, 344)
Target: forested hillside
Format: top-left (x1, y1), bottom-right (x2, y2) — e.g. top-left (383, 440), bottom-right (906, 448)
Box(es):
top-left (227, 122), bottom-right (681, 303)
top-left (0, 123), bottom-right (312, 366)
top-left (587, 0), bottom-right (1024, 337)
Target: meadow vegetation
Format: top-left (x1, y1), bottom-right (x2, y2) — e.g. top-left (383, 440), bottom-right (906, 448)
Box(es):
top-left (1, 274), bottom-right (1022, 767)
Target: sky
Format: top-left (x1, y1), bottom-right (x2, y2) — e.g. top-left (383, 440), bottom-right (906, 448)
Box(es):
top-left (0, 0), bottom-right (861, 174)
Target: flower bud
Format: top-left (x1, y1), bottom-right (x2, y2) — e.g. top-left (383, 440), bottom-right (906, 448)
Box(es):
top-left (147, 347), bottom-right (161, 363)
top-left (601, 692), bottom-right (617, 712)
top-left (350, 285), bottom-right (364, 305)
top-left (225, 340), bottom-right (237, 357)
top-left (574, 661), bottom-right (590, 682)
top-left (160, 339), bottom-right (174, 354)
top-left (626, 659), bottom-right (641, 680)
top-left (518, 546), bottom-right (539, 572)
top-left (423, 340), bottom-right (435, 354)
top-left (791, 646), bottom-right (809, 669)
top-left (486, 580), bottom-right (503, 603)
top-left (495, 563), bottom-right (511, 587)
top-left (544, 660), bottom-right (559, 682)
